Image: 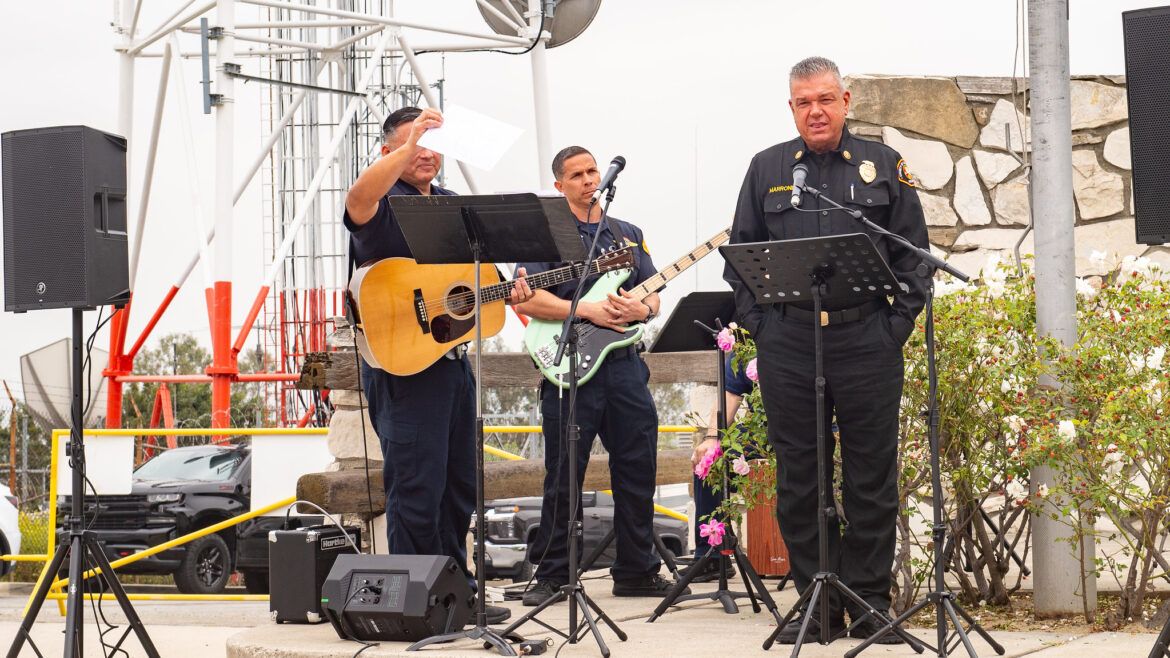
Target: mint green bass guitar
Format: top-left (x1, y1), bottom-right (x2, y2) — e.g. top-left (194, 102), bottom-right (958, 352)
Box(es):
top-left (525, 227), bottom-right (731, 387)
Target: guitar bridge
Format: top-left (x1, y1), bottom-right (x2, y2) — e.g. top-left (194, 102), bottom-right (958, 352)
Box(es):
top-left (413, 288), bottom-right (430, 334)
top-left (533, 344), bottom-right (556, 368)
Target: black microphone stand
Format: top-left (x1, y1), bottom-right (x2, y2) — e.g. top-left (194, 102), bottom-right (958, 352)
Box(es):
top-left (498, 184), bottom-right (626, 657)
top-left (792, 183), bottom-right (1004, 657)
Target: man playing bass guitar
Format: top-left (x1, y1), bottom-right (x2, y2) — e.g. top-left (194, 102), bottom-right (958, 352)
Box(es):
top-left (344, 106), bottom-right (532, 625)
top-left (513, 146), bottom-right (683, 605)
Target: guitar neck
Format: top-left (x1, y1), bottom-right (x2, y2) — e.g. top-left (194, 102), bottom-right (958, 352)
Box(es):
top-left (479, 258), bottom-right (616, 303)
top-left (627, 227), bottom-right (732, 301)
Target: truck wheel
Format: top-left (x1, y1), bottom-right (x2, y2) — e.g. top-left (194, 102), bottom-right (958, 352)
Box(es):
top-left (242, 569), bottom-right (269, 594)
top-left (173, 534), bottom-right (232, 594)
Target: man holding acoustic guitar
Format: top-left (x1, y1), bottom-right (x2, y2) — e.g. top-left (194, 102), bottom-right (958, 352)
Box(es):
top-left (343, 106), bottom-right (532, 625)
top-left (513, 146), bottom-right (682, 605)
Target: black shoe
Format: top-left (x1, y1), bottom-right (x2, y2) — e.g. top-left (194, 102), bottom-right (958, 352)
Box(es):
top-left (483, 603), bottom-right (511, 625)
top-left (679, 557), bottom-right (736, 584)
top-left (612, 573), bottom-right (690, 597)
top-left (775, 608), bottom-right (846, 644)
top-left (522, 580), bottom-right (561, 607)
top-left (848, 612), bottom-right (905, 644)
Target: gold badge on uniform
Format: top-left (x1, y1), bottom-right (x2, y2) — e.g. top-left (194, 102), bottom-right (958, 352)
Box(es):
top-left (859, 160), bottom-right (877, 184)
top-left (842, 150), bottom-right (851, 160)
top-left (794, 150), bottom-right (803, 160)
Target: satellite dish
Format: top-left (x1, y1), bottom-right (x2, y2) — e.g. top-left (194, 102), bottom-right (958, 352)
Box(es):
top-left (476, 0), bottom-right (601, 49)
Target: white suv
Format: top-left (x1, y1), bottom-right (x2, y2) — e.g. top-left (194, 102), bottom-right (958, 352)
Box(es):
top-left (0, 484), bottom-right (20, 576)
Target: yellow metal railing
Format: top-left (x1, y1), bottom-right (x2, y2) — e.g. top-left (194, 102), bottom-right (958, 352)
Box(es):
top-left (14, 424), bottom-right (697, 609)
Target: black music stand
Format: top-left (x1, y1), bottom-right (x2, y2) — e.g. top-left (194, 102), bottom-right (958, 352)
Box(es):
top-left (392, 193), bottom-right (583, 656)
top-left (721, 234), bottom-right (925, 654)
top-left (645, 291), bottom-right (783, 622)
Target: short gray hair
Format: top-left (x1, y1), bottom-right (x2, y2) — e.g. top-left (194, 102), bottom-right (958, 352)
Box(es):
top-left (789, 56), bottom-right (843, 91)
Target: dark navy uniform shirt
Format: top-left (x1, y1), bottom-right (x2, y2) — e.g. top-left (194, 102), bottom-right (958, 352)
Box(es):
top-left (344, 180), bottom-right (457, 267)
top-left (723, 128), bottom-right (929, 339)
top-left (725, 357), bottom-right (754, 398)
top-left (515, 216), bottom-right (658, 301)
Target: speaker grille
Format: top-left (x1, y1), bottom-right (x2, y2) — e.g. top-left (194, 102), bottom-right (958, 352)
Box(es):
top-left (1124, 6), bottom-right (1170, 245)
top-left (3, 126), bottom-right (126, 311)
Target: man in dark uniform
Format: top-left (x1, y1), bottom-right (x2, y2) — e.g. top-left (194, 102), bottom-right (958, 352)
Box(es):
top-left (723, 57), bottom-right (929, 644)
top-left (514, 146), bottom-right (682, 605)
top-left (344, 106), bottom-right (532, 624)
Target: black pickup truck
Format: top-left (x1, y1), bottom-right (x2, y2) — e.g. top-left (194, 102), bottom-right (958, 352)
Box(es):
top-left (57, 444), bottom-right (317, 594)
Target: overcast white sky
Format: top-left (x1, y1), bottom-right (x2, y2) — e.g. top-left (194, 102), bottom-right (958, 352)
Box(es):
top-left (0, 0), bottom-right (1156, 401)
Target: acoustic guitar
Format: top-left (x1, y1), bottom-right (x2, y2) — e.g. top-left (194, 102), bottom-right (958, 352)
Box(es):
top-left (349, 246), bottom-right (636, 376)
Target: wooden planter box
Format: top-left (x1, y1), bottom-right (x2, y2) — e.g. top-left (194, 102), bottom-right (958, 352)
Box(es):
top-left (744, 466), bottom-right (790, 577)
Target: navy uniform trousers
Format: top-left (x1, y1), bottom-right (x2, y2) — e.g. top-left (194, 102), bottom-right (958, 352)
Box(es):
top-left (529, 348), bottom-right (660, 585)
top-left (756, 306), bottom-right (905, 615)
top-left (361, 356), bottom-right (476, 580)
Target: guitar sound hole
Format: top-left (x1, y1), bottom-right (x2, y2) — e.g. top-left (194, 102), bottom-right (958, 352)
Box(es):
top-left (445, 284), bottom-right (475, 319)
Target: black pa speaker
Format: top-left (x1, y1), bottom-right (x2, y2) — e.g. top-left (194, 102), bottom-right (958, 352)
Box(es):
top-left (321, 554), bottom-right (473, 642)
top-left (2, 125), bottom-right (131, 311)
top-left (1123, 6), bottom-right (1170, 245)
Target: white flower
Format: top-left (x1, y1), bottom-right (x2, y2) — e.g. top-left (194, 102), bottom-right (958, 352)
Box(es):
top-left (1147, 346), bottom-right (1166, 371)
top-left (1005, 479), bottom-right (1028, 501)
top-left (986, 279), bottom-right (1006, 298)
top-left (1103, 449), bottom-right (1125, 476)
top-left (1000, 375), bottom-right (1025, 395)
top-left (1109, 309), bottom-right (1123, 323)
top-left (983, 253), bottom-right (1006, 282)
top-left (1004, 415), bottom-right (1025, 434)
top-left (1089, 250), bottom-right (1108, 270)
top-left (1036, 483), bottom-right (1049, 498)
top-left (1057, 420), bottom-right (1076, 442)
top-left (1075, 277), bottom-right (1097, 299)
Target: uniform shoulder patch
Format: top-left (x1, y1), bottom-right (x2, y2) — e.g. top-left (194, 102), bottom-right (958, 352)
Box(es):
top-left (896, 159), bottom-right (916, 187)
top-left (639, 238), bottom-right (650, 255)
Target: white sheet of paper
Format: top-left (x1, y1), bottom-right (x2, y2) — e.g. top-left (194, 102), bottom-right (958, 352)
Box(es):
top-left (57, 436), bottom-right (134, 496)
top-left (416, 104), bottom-right (523, 171)
top-left (250, 433), bottom-right (332, 515)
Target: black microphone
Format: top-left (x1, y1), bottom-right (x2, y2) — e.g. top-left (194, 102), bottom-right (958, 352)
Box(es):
top-left (790, 163), bottom-right (808, 208)
top-left (591, 156), bottom-right (627, 203)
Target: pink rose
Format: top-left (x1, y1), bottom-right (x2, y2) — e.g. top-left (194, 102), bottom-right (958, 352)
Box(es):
top-left (699, 519), bottom-right (726, 547)
top-left (716, 328), bottom-right (734, 351)
top-left (732, 456), bottom-right (751, 476)
top-left (746, 358), bottom-right (758, 382)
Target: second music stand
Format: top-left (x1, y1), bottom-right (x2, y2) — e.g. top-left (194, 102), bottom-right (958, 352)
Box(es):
top-left (645, 291), bottom-right (781, 623)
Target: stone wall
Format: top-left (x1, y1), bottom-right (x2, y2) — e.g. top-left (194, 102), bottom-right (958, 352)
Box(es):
top-left (844, 74), bottom-right (1169, 279)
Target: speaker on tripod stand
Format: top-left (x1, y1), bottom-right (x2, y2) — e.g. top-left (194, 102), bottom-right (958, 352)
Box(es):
top-left (3, 124), bottom-right (153, 657)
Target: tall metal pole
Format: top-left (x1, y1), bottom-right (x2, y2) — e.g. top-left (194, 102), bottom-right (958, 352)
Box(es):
top-left (528, 0), bottom-right (554, 190)
top-left (209, 0), bottom-right (238, 430)
top-left (106, 0), bottom-right (139, 429)
top-left (1027, 0), bottom-right (1096, 617)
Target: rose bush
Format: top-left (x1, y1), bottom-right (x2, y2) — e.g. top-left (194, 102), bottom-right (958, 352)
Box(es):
top-left (697, 253), bottom-right (1170, 624)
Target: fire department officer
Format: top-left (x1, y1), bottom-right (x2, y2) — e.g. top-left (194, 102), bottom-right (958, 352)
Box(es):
top-left (723, 56), bottom-right (929, 644)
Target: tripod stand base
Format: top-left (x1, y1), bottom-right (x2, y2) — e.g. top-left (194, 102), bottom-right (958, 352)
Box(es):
top-left (843, 590), bottom-right (1004, 658)
top-left (763, 571), bottom-right (926, 654)
top-left (499, 584), bottom-right (626, 658)
top-left (649, 536), bottom-right (780, 622)
top-left (407, 624), bottom-right (524, 656)
top-left (8, 529), bottom-right (160, 658)
top-left (1151, 612), bottom-right (1170, 658)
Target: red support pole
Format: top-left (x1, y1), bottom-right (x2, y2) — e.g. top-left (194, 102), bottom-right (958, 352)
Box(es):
top-left (126, 285), bottom-right (180, 360)
top-left (232, 286), bottom-right (270, 356)
top-left (104, 296), bottom-right (134, 428)
top-left (207, 281), bottom-right (235, 435)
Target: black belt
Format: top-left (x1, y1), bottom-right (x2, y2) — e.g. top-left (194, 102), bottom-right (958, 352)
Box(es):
top-left (609, 342), bottom-right (644, 360)
top-left (780, 299), bottom-right (887, 327)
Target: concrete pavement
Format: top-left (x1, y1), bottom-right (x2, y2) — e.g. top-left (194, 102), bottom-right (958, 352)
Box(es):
top-left (1, 577), bottom-right (1163, 657)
